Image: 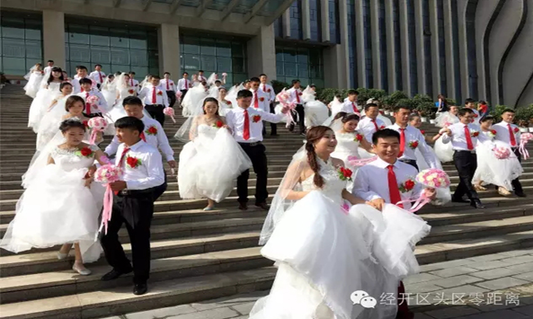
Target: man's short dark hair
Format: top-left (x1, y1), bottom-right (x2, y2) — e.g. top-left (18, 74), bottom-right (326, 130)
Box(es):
top-left (259, 73), bottom-right (267, 77)
top-left (115, 116), bottom-right (145, 133)
top-left (348, 90), bottom-right (359, 95)
top-left (47, 60), bottom-right (54, 63)
top-left (372, 128), bottom-right (400, 145)
top-left (465, 98), bottom-right (476, 104)
top-left (292, 79), bottom-right (300, 85)
top-left (310, 84), bottom-right (317, 89)
top-left (183, 72), bottom-right (189, 76)
top-left (123, 96), bottom-right (144, 108)
top-left (129, 71), bottom-right (136, 75)
top-left (78, 65), bottom-right (88, 71)
top-left (502, 108), bottom-right (515, 114)
top-left (237, 89), bottom-right (253, 99)
top-left (364, 103), bottom-right (379, 111)
top-left (458, 108), bottom-right (474, 117)
top-left (95, 64), bottom-right (102, 68)
top-left (60, 82), bottom-right (73, 91)
top-left (215, 80), bottom-right (222, 84)
top-left (164, 72), bottom-right (170, 75)
top-left (250, 77), bottom-right (260, 83)
top-left (151, 75), bottom-right (161, 80)
top-left (393, 105), bottom-right (412, 113)
top-left (198, 70), bottom-right (204, 73)
top-left (79, 78), bottom-right (92, 85)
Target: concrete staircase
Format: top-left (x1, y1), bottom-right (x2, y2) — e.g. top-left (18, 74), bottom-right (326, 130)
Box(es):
top-left (0, 84), bottom-right (532, 318)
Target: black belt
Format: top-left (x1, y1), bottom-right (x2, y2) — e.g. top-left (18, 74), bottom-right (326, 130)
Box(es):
top-left (118, 188), bottom-right (154, 197)
top-left (454, 150), bottom-right (476, 154)
top-left (239, 142), bottom-right (262, 147)
top-left (146, 104), bottom-right (164, 107)
top-left (399, 159), bottom-right (417, 163)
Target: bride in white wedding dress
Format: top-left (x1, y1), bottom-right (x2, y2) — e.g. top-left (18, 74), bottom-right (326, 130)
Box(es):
top-left (249, 126), bottom-right (431, 319)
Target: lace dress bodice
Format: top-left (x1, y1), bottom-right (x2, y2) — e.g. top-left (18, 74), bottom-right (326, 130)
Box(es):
top-left (482, 130), bottom-right (496, 141)
top-left (118, 87), bottom-right (136, 100)
top-left (50, 145), bottom-right (98, 172)
top-left (332, 131), bottom-right (360, 159)
top-left (196, 124), bottom-right (218, 139)
top-left (300, 158), bottom-right (345, 206)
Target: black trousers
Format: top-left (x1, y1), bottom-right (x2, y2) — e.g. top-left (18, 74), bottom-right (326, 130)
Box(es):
top-left (145, 104), bottom-right (165, 126)
top-left (269, 103), bottom-right (277, 135)
top-left (289, 104), bottom-right (305, 133)
top-left (180, 90), bottom-right (188, 106)
top-left (101, 190), bottom-right (155, 284)
top-left (166, 91), bottom-right (176, 108)
top-left (400, 159), bottom-right (419, 171)
top-left (512, 148), bottom-right (524, 194)
top-left (237, 143), bottom-right (268, 204)
top-left (153, 173), bottom-right (168, 201)
top-left (453, 151), bottom-right (479, 201)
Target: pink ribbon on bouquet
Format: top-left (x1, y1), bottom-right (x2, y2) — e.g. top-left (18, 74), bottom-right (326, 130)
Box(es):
top-left (519, 133), bottom-right (533, 160)
top-left (94, 156), bottom-right (123, 238)
top-left (163, 107), bottom-right (176, 123)
top-left (341, 202), bottom-right (350, 215)
top-left (395, 193), bottom-right (432, 213)
top-left (347, 155), bottom-right (378, 167)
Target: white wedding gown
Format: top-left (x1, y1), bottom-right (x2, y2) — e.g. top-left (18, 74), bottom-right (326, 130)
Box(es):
top-left (35, 95), bottom-right (70, 150)
top-left (24, 71), bottom-right (44, 98)
top-left (177, 124), bottom-right (252, 202)
top-left (28, 82), bottom-right (63, 132)
top-left (249, 158), bottom-right (431, 319)
top-left (0, 145), bottom-right (104, 263)
top-left (331, 131), bottom-right (363, 192)
top-left (473, 131), bottom-right (523, 190)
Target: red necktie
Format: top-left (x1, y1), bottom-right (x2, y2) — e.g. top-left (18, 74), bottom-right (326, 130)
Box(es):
top-left (85, 92), bottom-right (91, 114)
top-left (508, 124), bottom-right (517, 147)
top-left (166, 80), bottom-right (169, 90)
top-left (296, 90), bottom-right (300, 103)
top-left (99, 72), bottom-right (102, 83)
top-left (388, 165), bottom-right (403, 208)
top-left (114, 147), bottom-right (130, 195)
top-left (151, 87), bottom-right (157, 104)
top-left (372, 119), bottom-right (379, 132)
top-left (398, 128), bottom-right (406, 157)
top-left (130, 79), bottom-right (133, 86)
top-left (464, 125), bottom-right (474, 150)
top-left (140, 132), bottom-right (146, 142)
top-left (352, 102), bottom-right (358, 113)
top-left (185, 79), bottom-right (188, 88)
top-left (254, 91), bottom-right (259, 108)
top-left (263, 84), bottom-right (266, 91)
top-left (243, 109), bottom-right (250, 140)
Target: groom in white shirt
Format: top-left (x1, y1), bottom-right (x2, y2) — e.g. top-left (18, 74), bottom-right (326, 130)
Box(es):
top-left (353, 128), bottom-right (436, 319)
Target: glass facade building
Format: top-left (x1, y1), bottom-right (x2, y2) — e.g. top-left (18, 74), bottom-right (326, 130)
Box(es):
top-left (0, 11), bottom-right (42, 76)
top-left (276, 45), bottom-right (324, 87)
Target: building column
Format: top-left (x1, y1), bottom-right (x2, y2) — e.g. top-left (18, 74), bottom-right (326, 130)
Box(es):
top-left (385, 0), bottom-right (396, 92)
top-left (320, 0), bottom-right (331, 42)
top-left (355, 0), bottom-right (366, 87)
top-left (323, 0), bottom-right (349, 88)
top-left (414, 0), bottom-right (427, 95)
top-left (42, 10), bottom-right (66, 70)
top-left (457, 0), bottom-right (470, 100)
top-left (282, 9), bottom-right (291, 38)
top-left (302, 0), bottom-right (311, 40)
top-left (247, 25), bottom-right (277, 80)
top-left (399, 0), bottom-right (411, 95)
top-left (158, 23), bottom-right (181, 78)
top-left (370, 0), bottom-right (381, 89)
top-left (429, 0), bottom-right (440, 97)
top-left (443, 0), bottom-right (456, 99)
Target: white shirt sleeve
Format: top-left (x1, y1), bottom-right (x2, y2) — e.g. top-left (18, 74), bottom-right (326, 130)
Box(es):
top-left (155, 121), bottom-right (174, 161)
top-left (352, 168), bottom-right (382, 201)
top-left (104, 136), bottom-right (120, 156)
top-left (256, 108), bottom-right (284, 123)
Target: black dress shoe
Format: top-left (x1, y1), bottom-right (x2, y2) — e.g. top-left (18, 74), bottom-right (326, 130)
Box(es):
top-left (238, 202), bottom-right (248, 211)
top-left (452, 197), bottom-right (470, 203)
top-left (133, 283), bottom-right (147, 295)
top-left (270, 133), bottom-right (279, 137)
top-left (470, 199), bottom-right (485, 209)
top-left (516, 192), bottom-right (527, 198)
top-left (101, 268), bottom-right (132, 281)
top-left (255, 202), bottom-right (270, 210)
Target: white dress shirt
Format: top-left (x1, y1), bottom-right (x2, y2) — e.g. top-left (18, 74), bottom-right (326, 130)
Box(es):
top-left (353, 157), bottom-right (422, 210)
top-left (177, 78), bottom-right (192, 91)
top-left (357, 116), bottom-right (385, 142)
top-left (76, 89), bottom-right (108, 114)
top-left (286, 87), bottom-right (303, 105)
top-left (342, 98), bottom-right (361, 114)
top-left (492, 121), bottom-right (521, 148)
top-left (260, 83), bottom-right (276, 102)
top-left (128, 78), bottom-right (140, 91)
top-left (71, 77), bottom-right (90, 94)
top-left (197, 75), bottom-right (207, 82)
top-left (442, 122), bottom-right (488, 151)
top-left (105, 116), bottom-right (174, 161)
top-left (44, 66), bottom-right (53, 74)
top-left (250, 89), bottom-right (269, 112)
top-left (116, 140), bottom-right (165, 190)
top-left (388, 124), bottom-right (440, 168)
top-left (89, 71), bottom-right (106, 84)
top-left (138, 84), bottom-right (170, 107)
top-left (160, 79), bottom-right (176, 92)
top-left (226, 107), bottom-right (285, 143)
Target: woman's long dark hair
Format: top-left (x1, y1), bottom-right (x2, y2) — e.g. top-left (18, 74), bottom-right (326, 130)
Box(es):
top-left (47, 66), bottom-right (64, 85)
top-left (305, 126), bottom-right (333, 188)
top-left (202, 97), bottom-right (220, 116)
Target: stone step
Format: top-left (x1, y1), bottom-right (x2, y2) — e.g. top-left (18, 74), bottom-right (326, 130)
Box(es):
top-left (0, 266), bottom-right (277, 319)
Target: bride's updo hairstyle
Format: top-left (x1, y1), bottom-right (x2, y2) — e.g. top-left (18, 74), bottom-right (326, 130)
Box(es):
top-left (59, 119), bottom-right (86, 133)
top-left (65, 95), bottom-right (85, 112)
top-left (333, 112), bottom-right (360, 123)
top-left (305, 125), bottom-right (333, 188)
top-left (202, 97), bottom-right (220, 115)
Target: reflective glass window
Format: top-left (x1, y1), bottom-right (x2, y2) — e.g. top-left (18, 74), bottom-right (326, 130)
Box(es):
top-left (276, 45), bottom-right (324, 87)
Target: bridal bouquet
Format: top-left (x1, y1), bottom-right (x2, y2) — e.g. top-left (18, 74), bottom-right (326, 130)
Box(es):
top-left (87, 117), bottom-right (107, 144)
top-left (94, 161), bottom-right (123, 236)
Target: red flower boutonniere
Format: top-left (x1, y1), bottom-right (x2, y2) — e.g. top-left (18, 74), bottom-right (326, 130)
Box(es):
top-left (76, 146), bottom-right (94, 158)
top-left (82, 121), bottom-right (89, 128)
top-left (259, 97), bottom-right (265, 102)
top-left (488, 129), bottom-right (497, 138)
top-left (146, 126), bottom-right (158, 135)
top-left (408, 141), bottom-right (419, 149)
top-left (420, 130), bottom-right (426, 135)
top-left (338, 167), bottom-right (353, 181)
top-left (225, 100), bottom-right (232, 105)
top-left (470, 130), bottom-right (480, 137)
top-left (379, 125), bottom-right (386, 130)
top-left (126, 156), bottom-right (142, 169)
top-left (267, 88), bottom-right (272, 93)
top-left (128, 89), bottom-right (135, 94)
top-left (298, 92), bottom-right (303, 96)
top-left (170, 82), bottom-right (173, 86)
top-left (213, 120), bottom-right (224, 128)
top-left (399, 178), bottom-right (416, 193)
top-left (252, 115), bottom-right (261, 123)
top-left (379, 110), bottom-right (384, 115)
top-left (513, 127), bottom-right (520, 133)
top-left (354, 133), bottom-right (364, 142)
top-left (157, 91), bottom-right (163, 96)
top-left (474, 114), bottom-right (479, 118)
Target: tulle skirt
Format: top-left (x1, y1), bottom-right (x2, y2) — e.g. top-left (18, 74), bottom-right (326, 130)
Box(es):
top-left (36, 99), bottom-right (68, 151)
top-left (251, 191), bottom-right (431, 319)
top-left (102, 89), bottom-right (117, 108)
top-left (473, 141), bottom-right (523, 190)
top-left (24, 73), bottom-right (43, 98)
top-left (331, 148), bottom-right (360, 192)
top-left (181, 86), bottom-right (208, 117)
top-left (434, 136), bottom-right (454, 163)
top-left (177, 129), bottom-right (252, 202)
top-left (0, 165), bottom-right (104, 263)
top-left (28, 88), bottom-right (62, 133)
top-left (305, 101), bottom-right (329, 128)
